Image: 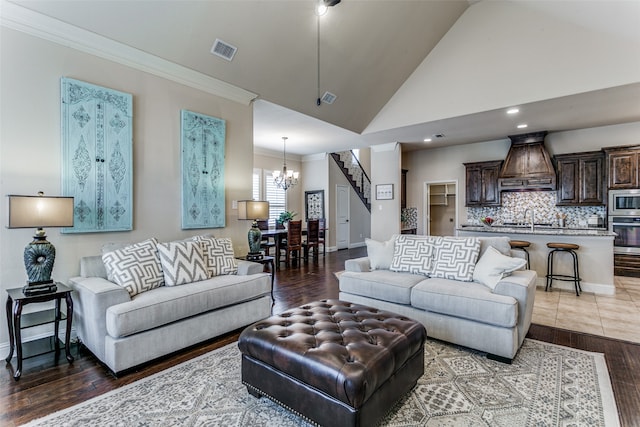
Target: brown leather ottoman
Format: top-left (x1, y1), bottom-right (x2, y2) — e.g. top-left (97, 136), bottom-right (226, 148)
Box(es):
top-left (238, 299), bottom-right (427, 427)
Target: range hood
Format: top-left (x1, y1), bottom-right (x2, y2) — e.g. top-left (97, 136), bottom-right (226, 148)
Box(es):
top-left (498, 131), bottom-right (556, 192)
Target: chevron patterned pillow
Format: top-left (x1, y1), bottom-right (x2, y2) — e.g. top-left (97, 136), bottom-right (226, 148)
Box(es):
top-left (431, 237), bottom-right (481, 282)
top-left (102, 238), bottom-right (164, 297)
top-left (157, 241), bottom-right (208, 286)
top-left (390, 235), bottom-right (441, 276)
top-left (193, 236), bottom-right (238, 277)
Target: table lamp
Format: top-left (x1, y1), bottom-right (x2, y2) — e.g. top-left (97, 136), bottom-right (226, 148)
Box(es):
top-left (7, 192), bottom-right (74, 294)
top-left (238, 200), bottom-right (269, 260)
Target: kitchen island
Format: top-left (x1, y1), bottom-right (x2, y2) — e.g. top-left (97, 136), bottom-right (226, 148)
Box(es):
top-left (458, 225), bottom-right (616, 295)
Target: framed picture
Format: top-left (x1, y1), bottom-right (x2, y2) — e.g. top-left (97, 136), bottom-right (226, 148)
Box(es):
top-left (305, 190), bottom-right (325, 221)
top-left (376, 184), bottom-right (394, 200)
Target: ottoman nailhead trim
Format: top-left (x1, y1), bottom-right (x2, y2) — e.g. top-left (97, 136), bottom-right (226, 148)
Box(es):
top-left (242, 381), bottom-right (320, 427)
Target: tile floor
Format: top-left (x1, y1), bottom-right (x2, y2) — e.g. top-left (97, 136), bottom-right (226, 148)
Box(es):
top-left (532, 275), bottom-right (640, 343)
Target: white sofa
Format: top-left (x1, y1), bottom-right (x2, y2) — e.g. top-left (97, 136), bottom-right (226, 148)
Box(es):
top-left (68, 237), bottom-right (272, 374)
top-left (338, 235), bottom-right (536, 362)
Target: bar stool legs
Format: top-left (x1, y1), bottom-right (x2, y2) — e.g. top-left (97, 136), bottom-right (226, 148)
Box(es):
top-left (545, 243), bottom-right (582, 296)
top-left (509, 240), bottom-right (531, 270)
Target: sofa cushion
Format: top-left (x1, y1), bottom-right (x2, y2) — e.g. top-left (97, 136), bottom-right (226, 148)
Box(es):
top-left (390, 235), bottom-right (440, 276)
top-left (431, 237), bottom-right (480, 282)
top-left (473, 246), bottom-right (527, 289)
top-left (193, 236), bottom-right (238, 276)
top-left (478, 236), bottom-right (511, 257)
top-left (157, 240), bottom-right (208, 286)
top-left (102, 238), bottom-right (164, 297)
top-left (106, 273), bottom-right (271, 338)
top-left (365, 236), bottom-right (396, 270)
top-left (339, 270), bottom-right (426, 304)
top-left (411, 278), bottom-right (518, 328)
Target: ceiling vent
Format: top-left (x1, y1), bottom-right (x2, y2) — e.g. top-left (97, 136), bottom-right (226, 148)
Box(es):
top-left (320, 91), bottom-right (337, 104)
top-left (211, 39), bottom-right (237, 61)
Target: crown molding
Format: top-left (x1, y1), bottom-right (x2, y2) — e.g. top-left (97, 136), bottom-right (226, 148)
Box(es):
top-left (370, 142), bottom-right (399, 152)
top-left (0, 0), bottom-right (258, 105)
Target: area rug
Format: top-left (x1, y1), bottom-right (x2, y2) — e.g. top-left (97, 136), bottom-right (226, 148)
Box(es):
top-left (23, 339), bottom-right (619, 427)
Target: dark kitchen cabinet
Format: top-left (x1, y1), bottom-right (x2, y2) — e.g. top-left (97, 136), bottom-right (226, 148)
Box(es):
top-left (464, 160), bottom-right (502, 206)
top-left (498, 132), bottom-right (556, 191)
top-left (604, 146), bottom-right (640, 189)
top-left (555, 151), bottom-right (605, 206)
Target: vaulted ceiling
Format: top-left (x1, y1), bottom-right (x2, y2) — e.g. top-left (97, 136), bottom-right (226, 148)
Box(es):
top-left (7, 0), bottom-right (640, 155)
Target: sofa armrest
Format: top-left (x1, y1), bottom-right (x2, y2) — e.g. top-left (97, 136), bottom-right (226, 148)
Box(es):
top-left (493, 270), bottom-right (537, 347)
top-left (345, 257), bottom-right (371, 272)
top-left (237, 260), bottom-right (264, 275)
top-left (67, 276), bottom-right (130, 361)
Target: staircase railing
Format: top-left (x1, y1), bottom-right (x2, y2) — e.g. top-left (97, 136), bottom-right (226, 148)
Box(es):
top-left (330, 151), bottom-right (371, 212)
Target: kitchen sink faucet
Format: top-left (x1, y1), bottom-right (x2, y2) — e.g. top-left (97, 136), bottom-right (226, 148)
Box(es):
top-left (525, 208), bottom-right (536, 231)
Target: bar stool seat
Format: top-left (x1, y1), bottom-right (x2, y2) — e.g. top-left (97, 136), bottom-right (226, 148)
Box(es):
top-left (546, 242), bottom-right (582, 296)
top-left (509, 240), bottom-right (531, 269)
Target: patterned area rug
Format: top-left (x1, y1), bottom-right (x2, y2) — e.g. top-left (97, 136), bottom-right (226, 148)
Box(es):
top-left (23, 339), bottom-right (619, 427)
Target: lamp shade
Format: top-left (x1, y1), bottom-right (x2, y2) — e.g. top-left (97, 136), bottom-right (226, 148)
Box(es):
top-left (8, 195), bottom-right (74, 228)
top-left (238, 200), bottom-right (269, 221)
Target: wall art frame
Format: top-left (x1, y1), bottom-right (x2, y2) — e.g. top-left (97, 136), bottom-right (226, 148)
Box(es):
top-left (376, 184), bottom-right (394, 200)
top-left (181, 109), bottom-right (226, 229)
top-left (61, 77), bottom-right (133, 233)
top-left (305, 190), bottom-right (325, 221)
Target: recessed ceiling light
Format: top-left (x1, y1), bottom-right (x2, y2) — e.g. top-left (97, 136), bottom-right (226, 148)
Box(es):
top-left (517, 124), bottom-right (528, 129)
top-left (423, 138), bottom-right (432, 142)
top-left (507, 108), bottom-right (519, 115)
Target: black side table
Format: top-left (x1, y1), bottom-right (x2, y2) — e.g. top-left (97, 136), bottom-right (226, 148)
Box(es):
top-left (236, 255), bottom-right (275, 301)
top-left (5, 283), bottom-right (74, 380)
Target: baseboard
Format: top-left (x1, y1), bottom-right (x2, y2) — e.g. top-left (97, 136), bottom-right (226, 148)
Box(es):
top-left (535, 277), bottom-right (615, 295)
top-left (1, 328), bottom-right (78, 359)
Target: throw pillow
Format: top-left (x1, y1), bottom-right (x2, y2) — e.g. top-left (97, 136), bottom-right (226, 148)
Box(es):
top-left (193, 236), bottom-right (238, 276)
top-left (157, 240), bottom-right (208, 286)
top-left (390, 235), bottom-right (440, 276)
top-left (365, 236), bottom-right (396, 270)
top-left (102, 238), bottom-right (164, 297)
top-left (473, 246), bottom-right (527, 289)
top-left (431, 237), bottom-right (481, 282)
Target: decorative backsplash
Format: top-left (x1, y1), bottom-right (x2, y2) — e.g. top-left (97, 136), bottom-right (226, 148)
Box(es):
top-left (467, 192), bottom-right (606, 228)
top-left (401, 207), bottom-right (418, 229)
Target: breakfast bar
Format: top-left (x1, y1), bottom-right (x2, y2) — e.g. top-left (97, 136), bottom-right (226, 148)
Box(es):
top-left (457, 226), bottom-right (616, 295)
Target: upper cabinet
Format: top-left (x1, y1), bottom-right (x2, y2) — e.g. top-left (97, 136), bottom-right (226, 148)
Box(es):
top-left (465, 160), bottom-right (502, 206)
top-left (605, 146), bottom-right (640, 189)
top-left (555, 151), bottom-right (605, 206)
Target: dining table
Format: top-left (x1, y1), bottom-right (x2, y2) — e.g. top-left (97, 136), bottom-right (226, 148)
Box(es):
top-left (260, 227), bottom-right (326, 268)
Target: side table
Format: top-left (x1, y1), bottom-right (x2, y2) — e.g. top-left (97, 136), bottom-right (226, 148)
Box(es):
top-left (236, 255), bottom-right (275, 301)
top-left (5, 283), bottom-right (74, 380)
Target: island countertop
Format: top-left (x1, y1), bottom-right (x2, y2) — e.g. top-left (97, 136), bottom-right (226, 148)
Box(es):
top-left (458, 225), bottom-right (616, 237)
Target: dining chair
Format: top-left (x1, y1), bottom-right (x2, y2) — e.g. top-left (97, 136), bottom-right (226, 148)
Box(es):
top-left (281, 220), bottom-right (302, 268)
top-left (318, 218), bottom-right (326, 256)
top-left (303, 219), bottom-right (320, 262)
top-left (256, 220), bottom-right (274, 256)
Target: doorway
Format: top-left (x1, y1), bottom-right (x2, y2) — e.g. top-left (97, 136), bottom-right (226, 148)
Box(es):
top-left (336, 184), bottom-right (350, 249)
top-left (424, 181), bottom-right (457, 236)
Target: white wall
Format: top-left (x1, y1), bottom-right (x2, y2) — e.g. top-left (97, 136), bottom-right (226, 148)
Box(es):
top-left (371, 143), bottom-right (402, 241)
top-left (0, 27), bottom-right (255, 345)
top-left (404, 121), bottom-right (640, 234)
top-left (366, 0), bottom-right (640, 133)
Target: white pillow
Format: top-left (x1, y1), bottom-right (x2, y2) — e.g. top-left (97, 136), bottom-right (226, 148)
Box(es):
top-left (193, 236), bottom-right (238, 276)
top-left (102, 238), bottom-right (164, 297)
top-left (365, 237), bottom-right (396, 270)
top-left (157, 241), bottom-right (208, 286)
top-left (473, 246), bottom-right (527, 289)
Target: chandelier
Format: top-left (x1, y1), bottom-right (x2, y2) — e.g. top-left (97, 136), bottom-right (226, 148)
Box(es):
top-left (272, 137), bottom-right (299, 191)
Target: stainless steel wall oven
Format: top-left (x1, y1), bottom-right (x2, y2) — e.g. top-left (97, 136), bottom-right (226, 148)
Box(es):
top-left (609, 189), bottom-right (640, 254)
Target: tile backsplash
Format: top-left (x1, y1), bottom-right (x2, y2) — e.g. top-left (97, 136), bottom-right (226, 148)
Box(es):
top-left (467, 192), bottom-right (606, 228)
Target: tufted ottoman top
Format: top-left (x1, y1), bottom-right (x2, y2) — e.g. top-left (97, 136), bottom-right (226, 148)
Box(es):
top-left (238, 299), bottom-right (426, 408)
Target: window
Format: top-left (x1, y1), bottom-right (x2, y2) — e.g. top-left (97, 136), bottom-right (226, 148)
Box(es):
top-left (252, 168), bottom-right (286, 226)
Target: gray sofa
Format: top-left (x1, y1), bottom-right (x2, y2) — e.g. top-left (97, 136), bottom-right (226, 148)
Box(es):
top-left (338, 235), bottom-right (536, 362)
top-left (69, 247), bottom-right (271, 374)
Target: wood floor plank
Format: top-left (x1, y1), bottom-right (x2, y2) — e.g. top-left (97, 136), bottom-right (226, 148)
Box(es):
top-left (3, 247), bottom-right (639, 427)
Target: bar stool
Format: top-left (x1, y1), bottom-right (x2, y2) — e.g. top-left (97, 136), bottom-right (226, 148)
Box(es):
top-left (545, 242), bottom-right (582, 296)
top-left (509, 240), bottom-right (531, 269)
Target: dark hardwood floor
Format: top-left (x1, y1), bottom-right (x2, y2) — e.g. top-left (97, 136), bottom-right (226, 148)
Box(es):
top-left (2, 247), bottom-right (639, 426)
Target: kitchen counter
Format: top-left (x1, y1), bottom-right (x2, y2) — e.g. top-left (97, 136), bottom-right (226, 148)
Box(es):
top-left (458, 225), bottom-right (615, 237)
top-left (457, 226), bottom-right (615, 295)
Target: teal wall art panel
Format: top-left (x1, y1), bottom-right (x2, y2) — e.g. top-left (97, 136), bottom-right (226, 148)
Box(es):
top-left (61, 77), bottom-right (133, 233)
top-left (181, 110), bottom-right (226, 229)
